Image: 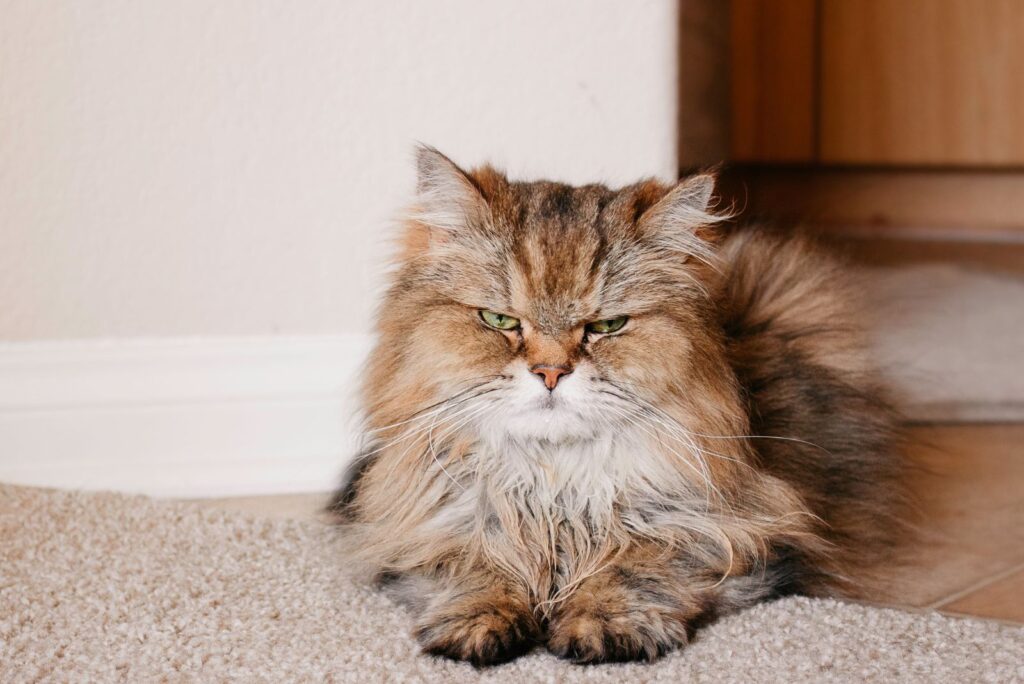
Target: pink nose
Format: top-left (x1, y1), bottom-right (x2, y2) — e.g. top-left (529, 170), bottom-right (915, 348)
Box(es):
top-left (531, 364), bottom-right (573, 390)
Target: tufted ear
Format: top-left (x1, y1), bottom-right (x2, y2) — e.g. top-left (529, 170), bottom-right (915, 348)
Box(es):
top-left (639, 173), bottom-right (716, 227)
top-left (412, 145), bottom-right (489, 234)
top-left (638, 173), bottom-right (726, 261)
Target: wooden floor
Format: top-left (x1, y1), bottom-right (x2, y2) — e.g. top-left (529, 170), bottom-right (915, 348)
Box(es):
top-left (194, 423), bottom-right (1024, 625)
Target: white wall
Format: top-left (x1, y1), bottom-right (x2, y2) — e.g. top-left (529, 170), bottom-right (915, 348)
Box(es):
top-left (0, 1), bottom-right (678, 495)
top-left (0, 0), bottom-right (679, 341)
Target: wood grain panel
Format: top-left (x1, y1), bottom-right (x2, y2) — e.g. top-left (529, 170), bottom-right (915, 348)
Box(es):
top-left (678, 0), bottom-right (731, 169)
top-left (820, 0), bottom-right (1024, 165)
top-left (730, 0), bottom-right (817, 162)
top-left (720, 167), bottom-right (1024, 238)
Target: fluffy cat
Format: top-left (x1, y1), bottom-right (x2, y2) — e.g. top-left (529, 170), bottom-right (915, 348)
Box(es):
top-left (330, 147), bottom-right (907, 666)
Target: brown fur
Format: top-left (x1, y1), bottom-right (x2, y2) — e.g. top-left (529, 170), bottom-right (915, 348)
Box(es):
top-left (330, 147), bottom-right (908, 666)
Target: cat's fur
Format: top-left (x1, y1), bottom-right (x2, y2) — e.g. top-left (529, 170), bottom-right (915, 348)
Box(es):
top-left (330, 147), bottom-right (908, 666)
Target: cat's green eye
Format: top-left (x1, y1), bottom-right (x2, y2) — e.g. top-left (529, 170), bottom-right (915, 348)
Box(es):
top-left (586, 316), bottom-right (629, 335)
top-left (479, 310), bottom-right (520, 330)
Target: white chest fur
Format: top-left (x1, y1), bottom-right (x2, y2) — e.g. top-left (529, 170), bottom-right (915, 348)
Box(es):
top-left (472, 433), bottom-right (682, 532)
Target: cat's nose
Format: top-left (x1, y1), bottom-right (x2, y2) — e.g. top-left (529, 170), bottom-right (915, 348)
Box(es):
top-left (530, 364), bottom-right (573, 390)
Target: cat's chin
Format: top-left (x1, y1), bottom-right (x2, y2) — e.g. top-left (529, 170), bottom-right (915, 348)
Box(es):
top-left (485, 403), bottom-right (604, 445)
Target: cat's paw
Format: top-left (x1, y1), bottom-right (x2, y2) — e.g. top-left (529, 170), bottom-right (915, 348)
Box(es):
top-left (547, 608), bottom-right (691, 664)
top-left (415, 602), bottom-right (540, 667)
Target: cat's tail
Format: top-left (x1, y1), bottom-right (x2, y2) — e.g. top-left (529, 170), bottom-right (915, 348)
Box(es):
top-left (714, 227), bottom-right (914, 599)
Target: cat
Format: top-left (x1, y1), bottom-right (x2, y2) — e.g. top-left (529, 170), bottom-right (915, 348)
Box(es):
top-left (330, 146), bottom-right (908, 666)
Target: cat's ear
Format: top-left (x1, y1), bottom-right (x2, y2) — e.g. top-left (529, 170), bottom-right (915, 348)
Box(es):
top-left (638, 173), bottom-right (727, 256)
top-left (640, 173), bottom-right (717, 228)
top-left (412, 145), bottom-right (489, 234)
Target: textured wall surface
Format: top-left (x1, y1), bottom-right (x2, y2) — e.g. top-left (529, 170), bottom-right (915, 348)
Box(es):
top-left (0, 1), bottom-right (678, 340)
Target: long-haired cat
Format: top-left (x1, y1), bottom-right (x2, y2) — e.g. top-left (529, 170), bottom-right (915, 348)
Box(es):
top-left (330, 147), bottom-right (907, 666)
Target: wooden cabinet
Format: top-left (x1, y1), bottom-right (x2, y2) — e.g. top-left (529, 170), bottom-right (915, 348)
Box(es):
top-left (821, 0), bottom-right (1024, 165)
top-left (730, 0), bottom-right (817, 162)
top-left (728, 0), bottom-right (1024, 167)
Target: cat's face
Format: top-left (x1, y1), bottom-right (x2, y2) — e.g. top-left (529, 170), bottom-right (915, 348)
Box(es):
top-left (372, 147), bottom-right (724, 446)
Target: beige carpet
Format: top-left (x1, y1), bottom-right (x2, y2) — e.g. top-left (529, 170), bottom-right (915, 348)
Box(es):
top-left (2, 485), bottom-right (1022, 682)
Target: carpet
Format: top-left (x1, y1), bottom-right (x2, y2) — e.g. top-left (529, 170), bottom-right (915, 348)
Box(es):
top-left (2, 485), bottom-right (1022, 682)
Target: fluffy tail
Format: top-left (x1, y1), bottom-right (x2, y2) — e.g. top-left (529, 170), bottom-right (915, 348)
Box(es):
top-left (716, 228), bottom-right (911, 597)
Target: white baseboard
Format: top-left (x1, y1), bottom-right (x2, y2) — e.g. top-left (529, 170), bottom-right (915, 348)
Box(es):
top-left (0, 336), bottom-right (372, 498)
top-left (3, 297), bottom-right (1016, 499)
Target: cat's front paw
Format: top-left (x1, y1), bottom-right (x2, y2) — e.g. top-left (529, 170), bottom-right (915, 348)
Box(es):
top-left (415, 601), bottom-right (541, 667)
top-left (547, 607), bottom-right (691, 664)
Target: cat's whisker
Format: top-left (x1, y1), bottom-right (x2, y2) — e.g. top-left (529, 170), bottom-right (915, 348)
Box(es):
top-left (631, 407), bottom-right (750, 467)
top-left (605, 379), bottom-right (834, 456)
top-left (424, 401), bottom-right (498, 491)
top-left (376, 408), bottom-right (489, 500)
top-left (609, 406), bottom-right (752, 526)
top-left (360, 386), bottom-right (503, 459)
top-left (364, 378), bottom-right (504, 435)
top-left (688, 431), bottom-right (834, 455)
top-left (599, 383), bottom-right (764, 471)
top-left (599, 403), bottom-right (723, 508)
top-left (376, 395), bottom-right (501, 490)
top-left (599, 393), bottom-right (727, 483)
top-left (593, 404), bottom-right (749, 575)
top-left (368, 389), bottom-right (499, 491)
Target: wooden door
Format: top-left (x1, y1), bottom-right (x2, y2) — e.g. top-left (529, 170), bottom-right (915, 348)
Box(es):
top-left (727, 0), bottom-right (1024, 167)
top-left (820, 0), bottom-right (1024, 166)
